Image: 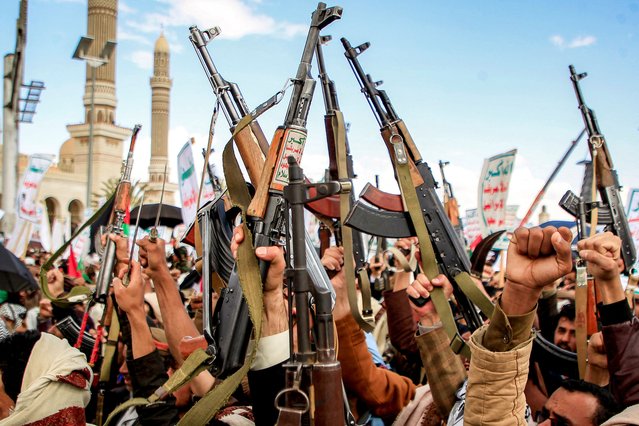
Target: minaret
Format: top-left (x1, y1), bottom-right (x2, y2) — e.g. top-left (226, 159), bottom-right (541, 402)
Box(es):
top-left (146, 33), bottom-right (175, 204)
top-left (67, 0), bottom-right (131, 209)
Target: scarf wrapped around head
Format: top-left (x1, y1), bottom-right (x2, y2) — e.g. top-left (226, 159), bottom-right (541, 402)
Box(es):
top-left (0, 333), bottom-right (92, 426)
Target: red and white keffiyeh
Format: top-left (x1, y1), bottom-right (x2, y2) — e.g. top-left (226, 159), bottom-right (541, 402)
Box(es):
top-left (0, 333), bottom-right (92, 426)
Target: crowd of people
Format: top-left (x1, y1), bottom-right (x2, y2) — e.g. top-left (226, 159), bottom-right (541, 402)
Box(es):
top-left (0, 224), bottom-right (637, 425)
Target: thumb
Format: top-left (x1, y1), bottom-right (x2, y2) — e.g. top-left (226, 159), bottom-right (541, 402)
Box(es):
top-left (255, 246), bottom-right (283, 263)
top-left (137, 237), bottom-right (149, 250)
top-left (552, 230), bottom-right (573, 273)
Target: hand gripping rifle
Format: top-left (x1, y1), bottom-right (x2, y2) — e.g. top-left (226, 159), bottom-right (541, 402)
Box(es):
top-left (94, 124), bottom-right (142, 303)
top-left (277, 157), bottom-right (348, 425)
top-left (341, 39), bottom-right (494, 356)
top-left (92, 125), bottom-right (141, 425)
top-left (560, 65), bottom-right (636, 274)
top-left (186, 4), bottom-right (341, 379)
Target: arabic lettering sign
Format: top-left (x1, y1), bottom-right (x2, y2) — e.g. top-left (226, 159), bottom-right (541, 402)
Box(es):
top-left (17, 154), bottom-right (54, 223)
top-left (626, 188), bottom-right (639, 270)
top-left (272, 128), bottom-right (307, 189)
top-left (477, 149), bottom-right (517, 237)
top-left (177, 142), bottom-right (199, 227)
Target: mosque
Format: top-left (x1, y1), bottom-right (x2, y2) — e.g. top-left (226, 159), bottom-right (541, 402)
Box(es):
top-left (0, 0), bottom-right (176, 237)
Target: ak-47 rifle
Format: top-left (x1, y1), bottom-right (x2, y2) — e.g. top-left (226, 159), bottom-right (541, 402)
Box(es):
top-left (341, 39), bottom-right (492, 353)
top-left (439, 160), bottom-right (466, 246)
top-left (187, 4), bottom-right (341, 378)
top-left (92, 125), bottom-right (141, 426)
top-left (314, 35), bottom-right (375, 327)
top-left (94, 124), bottom-right (142, 302)
top-left (560, 65), bottom-right (636, 274)
top-left (277, 157), bottom-right (347, 425)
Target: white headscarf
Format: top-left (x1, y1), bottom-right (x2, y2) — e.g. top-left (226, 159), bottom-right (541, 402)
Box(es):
top-left (0, 333), bottom-right (92, 426)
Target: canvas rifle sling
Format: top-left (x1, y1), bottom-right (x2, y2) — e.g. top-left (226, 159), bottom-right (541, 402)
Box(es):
top-left (104, 114), bottom-right (265, 426)
top-left (103, 348), bottom-right (214, 426)
top-left (334, 110), bottom-right (375, 332)
top-left (387, 131), bottom-right (473, 358)
top-left (39, 194), bottom-right (115, 308)
top-left (385, 245), bottom-right (417, 272)
top-left (178, 117), bottom-right (265, 426)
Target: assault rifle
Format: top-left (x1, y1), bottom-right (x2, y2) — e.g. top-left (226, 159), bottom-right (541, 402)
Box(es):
top-left (560, 65), bottom-right (636, 274)
top-left (313, 35), bottom-right (374, 328)
top-left (341, 39), bottom-right (490, 351)
top-left (187, 3), bottom-right (341, 378)
top-left (277, 157), bottom-right (347, 425)
top-left (94, 124), bottom-right (141, 303)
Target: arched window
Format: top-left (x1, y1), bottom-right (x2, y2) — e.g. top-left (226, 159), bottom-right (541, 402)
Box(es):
top-left (44, 197), bottom-right (60, 229)
top-left (68, 200), bottom-right (84, 233)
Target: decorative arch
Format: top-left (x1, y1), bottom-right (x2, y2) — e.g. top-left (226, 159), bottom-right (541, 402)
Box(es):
top-left (44, 197), bottom-right (60, 229)
top-left (68, 199), bottom-right (84, 233)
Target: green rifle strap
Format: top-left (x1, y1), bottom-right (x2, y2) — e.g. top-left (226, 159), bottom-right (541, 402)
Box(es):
top-left (98, 307), bottom-right (120, 380)
top-left (178, 121), bottom-right (265, 426)
top-left (103, 397), bottom-right (156, 426)
top-left (385, 246), bottom-right (418, 272)
top-left (387, 131), bottom-right (470, 358)
top-left (103, 348), bottom-right (214, 426)
top-left (455, 271), bottom-right (495, 319)
top-left (333, 111), bottom-right (375, 332)
top-left (39, 194), bottom-right (115, 308)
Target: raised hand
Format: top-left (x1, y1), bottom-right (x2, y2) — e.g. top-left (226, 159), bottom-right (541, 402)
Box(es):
top-left (137, 236), bottom-right (169, 280)
top-left (407, 273), bottom-right (453, 325)
top-left (577, 232), bottom-right (623, 282)
top-left (113, 260), bottom-right (145, 315)
top-left (46, 268), bottom-right (64, 298)
top-left (502, 226), bottom-right (573, 315)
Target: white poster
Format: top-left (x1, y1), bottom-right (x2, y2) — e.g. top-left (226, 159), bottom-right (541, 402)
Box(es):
top-left (177, 142), bottom-right (199, 227)
top-left (17, 154), bottom-right (54, 223)
top-left (477, 149), bottom-right (517, 237)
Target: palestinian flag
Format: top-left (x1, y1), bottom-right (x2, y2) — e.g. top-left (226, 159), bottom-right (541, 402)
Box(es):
top-left (67, 247), bottom-right (82, 279)
top-left (123, 206), bottom-right (131, 237)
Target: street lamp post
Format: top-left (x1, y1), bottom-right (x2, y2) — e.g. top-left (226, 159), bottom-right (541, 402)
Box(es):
top-left (72, 36), bottom-right (116, 211)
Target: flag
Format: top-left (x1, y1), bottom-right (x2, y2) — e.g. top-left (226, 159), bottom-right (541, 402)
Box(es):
top-left (17, 154), bottom-right (54, 223)
top-left (123, 205), bottom-right (131, 237)
top-left (5, 218), bottom-right (32, 258)
top-left (67, 247), bottom-right (81, 279)
top-left (177, 141), bottom-right (200, 227)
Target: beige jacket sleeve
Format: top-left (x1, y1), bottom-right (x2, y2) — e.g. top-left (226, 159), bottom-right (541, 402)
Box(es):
top-left (464, 302), bottom-right (535, 426)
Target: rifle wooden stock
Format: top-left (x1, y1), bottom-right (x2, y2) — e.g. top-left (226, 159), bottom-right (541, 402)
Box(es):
top-left (592, 143), bottom-right (616, 189)
top-left (324, 115), bottom-right (339, 179)
top-left (247, 127), bottom-right (286, 218)
top-left (360, 183), bottom-right (403, 212)
top-left (395, 120), bottom-right (422, 163)
top-left (234, 125), bottom-right (269, 185)
top-left (312, 363), bottom-right (345, 425)
top-left (318, 223), bottom-right (331, 257)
